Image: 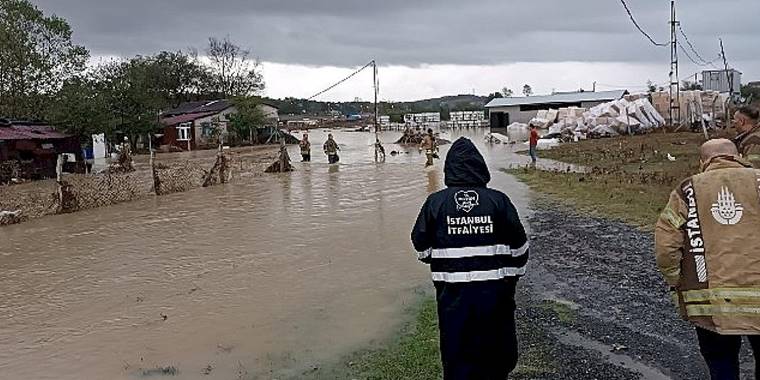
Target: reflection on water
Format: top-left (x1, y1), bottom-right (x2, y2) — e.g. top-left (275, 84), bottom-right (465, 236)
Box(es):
top-left (0, 128), bottom-right (541, 380)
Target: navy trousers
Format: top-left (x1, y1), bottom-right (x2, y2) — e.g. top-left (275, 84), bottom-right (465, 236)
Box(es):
top-left (696, 327), bottom-right (760, 380)
top-left (434, 279), bottom-right (519, 380)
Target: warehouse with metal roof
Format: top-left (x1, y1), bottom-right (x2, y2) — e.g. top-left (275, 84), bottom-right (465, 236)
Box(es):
top-left (485, 90), bottom-right (628, 131)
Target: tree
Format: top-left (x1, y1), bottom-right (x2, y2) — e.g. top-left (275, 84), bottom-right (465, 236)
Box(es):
top-left (228, 96), bottom-right (266, 144)
top-left (741, 84), bottom-right (760, 105)
top-left (501, 87), bottom-right (514, 97)
top-left (646, 80), bottom-right (658, 93)
top-left (522, 84), bottom-right (533, 97)
top-left (205, 36), bottom-right (264, 98)
top-left (145, 50), bottom-right (211, 107)
top-left (93, 59), bottom-right (166, 147)
top-left (47, 75), bottom-right (113, 144)
top-left (681, 80), bottom-right (703, 91)
top-left (486, 92), bottom-right (503, 104)
top-left (0, 0), bottom-right (89, 119)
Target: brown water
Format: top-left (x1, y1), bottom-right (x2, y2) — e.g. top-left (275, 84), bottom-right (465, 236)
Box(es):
top-left (0, 129), bottom-right (548, 380)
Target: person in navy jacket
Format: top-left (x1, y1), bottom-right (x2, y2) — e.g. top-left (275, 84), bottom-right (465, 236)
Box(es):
top-left (412, 137), bottom-right (529, 380)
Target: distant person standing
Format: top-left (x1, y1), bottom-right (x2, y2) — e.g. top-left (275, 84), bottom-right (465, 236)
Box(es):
top-left (732, 106), bottom-right (760, 163)
top-left (300, 133), bottom-right (311, 162)
top-left (529, 125), bottom-right (539, 166)
top-left (412, 137), bottom-right (529, 379)
top-left (655, 139), bottom-right (760, 379)
top-left (323, 134), bottom-right (340, 164)
top-left (420, 128), bottom-right (436, 167)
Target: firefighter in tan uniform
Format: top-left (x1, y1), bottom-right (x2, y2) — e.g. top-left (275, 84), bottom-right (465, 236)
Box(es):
top-left (656, 139), bottom-right (760, 379)
top-left (420, 128), bottom-right (437, 167)
top-left (732, 106), bottom-right (760, 165)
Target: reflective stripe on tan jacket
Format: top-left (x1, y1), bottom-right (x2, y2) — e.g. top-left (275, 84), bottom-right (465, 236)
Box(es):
top-left (655, 155), bottom-right (760, 334)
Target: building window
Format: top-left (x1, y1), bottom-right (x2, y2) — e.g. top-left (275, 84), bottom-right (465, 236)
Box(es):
top-left (177, 123), bottom-right (191, 141)
top-left (200, 122), bottom-right (213, 138)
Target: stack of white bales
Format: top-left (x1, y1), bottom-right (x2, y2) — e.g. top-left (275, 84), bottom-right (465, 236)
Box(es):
top-left (576, 98), bottom-right (665, 137)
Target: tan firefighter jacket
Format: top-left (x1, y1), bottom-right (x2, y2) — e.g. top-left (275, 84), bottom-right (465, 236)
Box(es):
top-left (655, 155), bottom-right (760, 334)
top-left (735, 126), bottom-right (760, 165)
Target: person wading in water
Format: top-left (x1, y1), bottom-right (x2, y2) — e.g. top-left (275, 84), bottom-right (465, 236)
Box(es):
top-left (300, 133), bottom-right (311, 162)
top-left (324, 133), bottom-right (340, 164)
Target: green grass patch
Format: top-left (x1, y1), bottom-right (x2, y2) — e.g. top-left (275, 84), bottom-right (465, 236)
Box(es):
top-left (504, 168), bottom-right (667, 230)
top-left (341, 298), bottom-right (556, 380)
top-left (346, 298), bottom-right (442, 380)
top-left (505, 132), bottom-right (730, 229)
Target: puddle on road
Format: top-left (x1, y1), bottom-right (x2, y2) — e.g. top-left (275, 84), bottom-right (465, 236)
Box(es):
top-left (0, 129), bottom-right (538, 379)
top-left (556, 330), bottom-right (672, 380)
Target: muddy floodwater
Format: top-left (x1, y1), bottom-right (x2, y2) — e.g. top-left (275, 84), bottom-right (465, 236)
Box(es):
top-left (0, 129), bottom-right (547, 379)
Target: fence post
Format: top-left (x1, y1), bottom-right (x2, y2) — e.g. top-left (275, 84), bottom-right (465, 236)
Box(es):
top-left (218, 143), bottom-right (226, 184)
top-left (56, 154), bottom-right (64, 209)
top-left (150, 150), bottom-right (160, 195)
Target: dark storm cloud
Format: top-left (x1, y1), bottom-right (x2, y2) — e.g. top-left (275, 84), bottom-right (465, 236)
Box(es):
top-left (32, 0), bottom-right (760, 67)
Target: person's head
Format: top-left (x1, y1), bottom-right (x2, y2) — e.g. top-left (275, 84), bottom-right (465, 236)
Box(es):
top-left (427, 128), bottom-right (433, 135)
top-left (444, 137), bottom-right (490, 187)
top-left (303, 133), bottom-right (308, 139)
top-left (733, 106), bottom-right (759, 133)
top-left (700, 138), bottom-right (739, 169)
top-left (327, 133), bottom-right (333, 139)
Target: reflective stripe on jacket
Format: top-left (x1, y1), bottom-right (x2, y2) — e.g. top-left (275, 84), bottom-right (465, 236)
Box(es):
top-left (655, 155), bottom-right (760, 334)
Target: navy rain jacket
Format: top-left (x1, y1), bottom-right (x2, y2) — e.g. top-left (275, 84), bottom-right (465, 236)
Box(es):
top-left (411, 137), bottom-right (529, 380)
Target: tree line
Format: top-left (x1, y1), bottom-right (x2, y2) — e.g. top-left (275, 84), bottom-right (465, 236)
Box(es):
top-left (0, 0), bottom-right (265, 145)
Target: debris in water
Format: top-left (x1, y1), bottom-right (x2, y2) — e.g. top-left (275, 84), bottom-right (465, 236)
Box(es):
top-left (217, 344), bottom-right (234, 353)
top-left (139, 366), bottom-right (178, 377)
top-left (201, 364), bottom-right (213, 375)
top-left (160, 313), bottom-right (168, 321)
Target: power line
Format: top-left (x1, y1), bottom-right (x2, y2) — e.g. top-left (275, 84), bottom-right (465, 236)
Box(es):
top-left (678, 43), bottom-right (709, 67)
top-left (306, 61), bottom-right (375, 100)
top-left (678, 25), bottom-right (712, 65)
top-left (619, 0), bottom-right (669, 47)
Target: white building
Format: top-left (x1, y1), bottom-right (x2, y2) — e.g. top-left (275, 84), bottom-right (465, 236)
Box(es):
top-left (450, 111), bottom-right (486, 128)
top-left (702, 69), bottom-right (742, 95)
top-left (404, 112), bottom-right (441, 127)
top-left (485, 90), bottom-right (627, 132)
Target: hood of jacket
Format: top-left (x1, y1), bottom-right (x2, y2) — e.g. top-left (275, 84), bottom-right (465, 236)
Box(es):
top-left (701, 155), bottom-right (752, 172)
top-left (444, 137), bottom-right (491, 187)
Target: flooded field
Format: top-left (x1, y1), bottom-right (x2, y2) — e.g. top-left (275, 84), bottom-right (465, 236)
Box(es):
top-left (0, 129), bottom-right (544, 379)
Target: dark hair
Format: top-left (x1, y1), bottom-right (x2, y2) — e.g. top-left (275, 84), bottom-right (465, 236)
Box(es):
top-left (427, 128), bottom-right (433, 134)
top-left (738, 106), bottom-right (760, 121)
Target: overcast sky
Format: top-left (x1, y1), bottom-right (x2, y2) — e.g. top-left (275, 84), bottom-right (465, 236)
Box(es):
top-left (33, 0), bottom-right (759, 101)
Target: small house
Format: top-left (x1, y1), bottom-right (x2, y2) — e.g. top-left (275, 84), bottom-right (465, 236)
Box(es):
top-left (160, 100), bottom-right (280, 150)
top-left (0, 120), bottom-right (83, 181)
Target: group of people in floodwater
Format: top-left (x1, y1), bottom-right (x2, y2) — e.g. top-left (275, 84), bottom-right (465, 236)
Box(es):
top-left (297, 128), bottom-right (438, 166)
top-left (298, 133), bottom-right (340, 164)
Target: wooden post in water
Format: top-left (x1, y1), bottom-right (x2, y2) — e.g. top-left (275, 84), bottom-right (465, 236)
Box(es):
top-left (56, 154), bottom-right (64, 211)
top-left (373, 60), bottom-right (379, 163)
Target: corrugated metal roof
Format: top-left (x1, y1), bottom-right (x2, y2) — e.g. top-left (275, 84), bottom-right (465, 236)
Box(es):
top-left (485, 90), bottom-right (627, 108)
top-left (160, 112), bottom-right (216, 126)
top-left (0, 124), bottom-right (71, 141)
top-left (163, 100), bottom-right (233, 116)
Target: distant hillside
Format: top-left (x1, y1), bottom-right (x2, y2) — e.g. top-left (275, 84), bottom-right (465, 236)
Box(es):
top-left (264, 94), bottom-right (489, 121)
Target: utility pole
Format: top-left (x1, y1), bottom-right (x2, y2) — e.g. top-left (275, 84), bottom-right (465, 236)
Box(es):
top-left (720, 38), bottom-right (733, 129)
top-left (668, 0), bottom-right (681, 128)
top-left (373, 60), bottom-right (380, 162)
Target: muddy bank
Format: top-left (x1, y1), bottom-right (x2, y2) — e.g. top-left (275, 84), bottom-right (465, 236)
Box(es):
top-left (0, 146), bottom-right (277, 226)
top-left (521, 199), bottom-right (758, 379)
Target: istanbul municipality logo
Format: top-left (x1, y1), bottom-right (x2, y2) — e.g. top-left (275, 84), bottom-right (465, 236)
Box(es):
top-left (454, 190), bottom-right (479, 213)
top-left (711, 186), bottom-right (743, 225)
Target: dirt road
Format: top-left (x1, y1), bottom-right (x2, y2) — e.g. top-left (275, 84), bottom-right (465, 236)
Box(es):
top-left (517, 199), bottom-right (757, 379)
